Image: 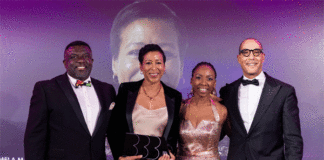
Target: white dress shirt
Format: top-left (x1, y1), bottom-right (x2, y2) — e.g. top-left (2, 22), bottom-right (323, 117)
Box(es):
top-left (68, 74), bottom-right (101, 135)
top-left (238, 71), bottom-right (266, 132)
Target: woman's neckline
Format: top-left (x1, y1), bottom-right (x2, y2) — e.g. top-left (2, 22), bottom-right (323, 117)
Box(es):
top-left (136, 103), bottom-right (167, 111)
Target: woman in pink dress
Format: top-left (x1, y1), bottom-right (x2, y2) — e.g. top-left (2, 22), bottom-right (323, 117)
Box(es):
top-left (177, 62), bottom-right (229, 160)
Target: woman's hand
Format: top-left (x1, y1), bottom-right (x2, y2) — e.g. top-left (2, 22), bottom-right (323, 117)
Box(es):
top-left (169, 152), bottom-right (175, 160)
top-left (118, 155), bottom-right (143, 160)
top-left (158, 152), bottom-right (175, 160)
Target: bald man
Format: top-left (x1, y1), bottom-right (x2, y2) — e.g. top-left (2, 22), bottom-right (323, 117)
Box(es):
top-left (220, 38), bottom-right (303, 160)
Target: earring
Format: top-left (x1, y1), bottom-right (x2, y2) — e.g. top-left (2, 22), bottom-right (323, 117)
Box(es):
top-left (189, 88), bottom-right (194, 98)
top-left (187, 88), bottom-right (193, 99)
top-left (212, 88), bottom-right (217, 96)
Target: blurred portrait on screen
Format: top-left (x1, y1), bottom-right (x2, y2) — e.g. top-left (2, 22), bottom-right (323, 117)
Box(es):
top-left (110, 1), bottom-right (187, 89)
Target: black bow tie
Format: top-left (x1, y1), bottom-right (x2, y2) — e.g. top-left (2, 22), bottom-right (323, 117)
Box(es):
top-left (241, 79), bottom-right (259, 86)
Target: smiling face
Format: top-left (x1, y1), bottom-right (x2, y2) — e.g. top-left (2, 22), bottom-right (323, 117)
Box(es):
top-left (238, 39), bottom-right (265, 79)
top-left (113, 18), bottom-right (181, 88)
top-left (63, 45), bottom-right (93, 81)
top-left (191, 65), bottom-right (216, 98)
top-left (140, 51), bottom-right (165, 84)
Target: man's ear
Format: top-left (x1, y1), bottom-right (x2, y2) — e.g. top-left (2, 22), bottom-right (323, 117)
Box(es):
top-left (112, 56), bottom-right (118, 77)
top-left (261, 53), bottom-right (265, 63)
top-left (63, 60), bottom-right (67, 68)
top-left (237, 55), bottom-right (241, 64)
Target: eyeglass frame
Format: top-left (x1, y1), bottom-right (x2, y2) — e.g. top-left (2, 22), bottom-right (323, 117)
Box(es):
top-left (239, 49), bottom-right (264, 57)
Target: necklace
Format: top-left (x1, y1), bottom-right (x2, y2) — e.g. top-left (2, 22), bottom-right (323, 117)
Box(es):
top-left (142, 84), bottom-right (162, 100)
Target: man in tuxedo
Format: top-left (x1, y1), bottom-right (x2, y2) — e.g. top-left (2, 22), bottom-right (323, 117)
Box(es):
top-left (220, 38), bottom-right (303, 160)
top-left (24, 41), bottom-right (116, 160)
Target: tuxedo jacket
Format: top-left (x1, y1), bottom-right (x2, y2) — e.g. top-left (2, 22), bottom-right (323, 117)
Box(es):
top-left (108, 79), bottom-right (182, 160)
top-left (24, 73), bottom-right (116, 160)
top-left (219, 72), bottom-right (303, 160)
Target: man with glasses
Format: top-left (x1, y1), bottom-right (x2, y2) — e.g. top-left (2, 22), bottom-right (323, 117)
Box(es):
top-left (220, 38), bottom-right (303, 160)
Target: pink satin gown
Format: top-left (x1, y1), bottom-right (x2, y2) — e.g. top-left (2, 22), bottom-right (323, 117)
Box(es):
top-left (177, 103), bottom-right (222, 160)
top-left (132, 103), bottom-right (168, 137)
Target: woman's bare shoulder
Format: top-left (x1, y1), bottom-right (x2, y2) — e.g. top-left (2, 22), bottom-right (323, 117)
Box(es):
top-left (213, 100), bottom-right (228, 119)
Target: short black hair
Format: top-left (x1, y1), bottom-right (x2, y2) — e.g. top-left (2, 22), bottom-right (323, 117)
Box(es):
top-left (110, 1), bottom-right (187, 60)
top-left (65, 41), bottom-right (91, 52)
top-left (138, 44), bottom-right (166, 64)
top-left (191, 62), bottom-right (217, 79)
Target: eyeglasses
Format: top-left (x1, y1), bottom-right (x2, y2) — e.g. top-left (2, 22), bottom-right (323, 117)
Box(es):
top-left (240, 49), bottom-right (263, 57)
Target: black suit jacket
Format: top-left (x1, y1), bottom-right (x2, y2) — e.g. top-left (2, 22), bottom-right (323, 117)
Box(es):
top-left (220, 72), bottom-right (303, 160)
top-left (108, 79), bottom-right (182, 160)
top-left (24, 73), bottom-right (116, 160)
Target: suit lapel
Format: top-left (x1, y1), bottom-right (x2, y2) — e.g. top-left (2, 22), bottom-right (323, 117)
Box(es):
top-left (162, 84), bottom-right (175, 140)
top-left (56, 74), bottom-right (91, 135)
top-left (126, 89), bottom-right (138, 133)
top-left (91, 79), bottom-right (107, 137)
top-left (124, 80), bottom-right (142, 133)
top-left (231, 78), bottom-right (248, 136)
top-left (248, 74), bottom-right (281, 135)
